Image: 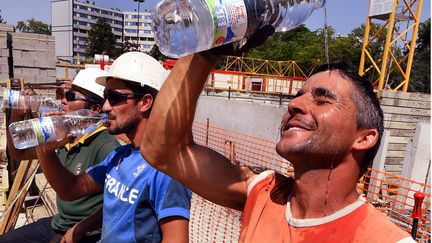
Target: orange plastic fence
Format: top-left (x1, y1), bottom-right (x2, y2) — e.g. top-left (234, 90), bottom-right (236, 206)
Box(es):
top-left (359, 168), bottom-right (431, 242)
top-left (189, 121), bottom-right (431, 242)
top-left (192, 121), bottom-right (292, 174)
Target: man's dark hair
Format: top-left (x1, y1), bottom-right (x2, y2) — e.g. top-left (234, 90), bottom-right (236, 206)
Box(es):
top-left (312, 61), bottom-right (384, 177)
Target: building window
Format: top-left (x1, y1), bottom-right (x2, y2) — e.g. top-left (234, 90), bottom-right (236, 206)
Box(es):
top-left (74, 51), bottom-right (87, 57)
top-left (143, 30), bottom-right (152, 34)
top-left (79, 5), bottom-right (88, 10)
top-left (125, 29), bottom-right (137, 33)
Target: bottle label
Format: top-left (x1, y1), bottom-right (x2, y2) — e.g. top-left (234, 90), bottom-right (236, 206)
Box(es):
top-left (3, 89), bottom-right (20, 108)
top-left (31, 117), bottom-right (56, 144)
top-left (206, 0), bottom-right (248, 48)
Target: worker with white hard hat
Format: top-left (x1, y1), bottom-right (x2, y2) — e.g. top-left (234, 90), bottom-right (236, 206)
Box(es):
top-left (33, 52), bottom-right (191, 243)
top-left (63, 68), bottom-right (107, 112)
top-left (2, 68), bottom-right (120, 243)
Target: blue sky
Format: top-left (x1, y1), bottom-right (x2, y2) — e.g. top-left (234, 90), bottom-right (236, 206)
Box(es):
top-left (1, 0), bottom-right (431, 35)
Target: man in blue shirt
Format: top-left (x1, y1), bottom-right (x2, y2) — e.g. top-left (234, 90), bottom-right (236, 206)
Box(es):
top-left (35, 52), bottom-right (191, 242)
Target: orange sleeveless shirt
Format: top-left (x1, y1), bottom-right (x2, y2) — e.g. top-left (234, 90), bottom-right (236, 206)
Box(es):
top-left (239, 171), bottom-right (413, 243)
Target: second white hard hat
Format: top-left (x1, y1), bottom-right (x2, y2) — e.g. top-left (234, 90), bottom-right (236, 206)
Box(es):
top-left (72, 68), bottom-right (108, 99)
top-left (96, 52), bottom-right (169, 91)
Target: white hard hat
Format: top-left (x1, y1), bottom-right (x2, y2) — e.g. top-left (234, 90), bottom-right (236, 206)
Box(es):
top-left (72, 69), bottom-right (108, 99)
top-left (96, 52), bottom-right (169, 91)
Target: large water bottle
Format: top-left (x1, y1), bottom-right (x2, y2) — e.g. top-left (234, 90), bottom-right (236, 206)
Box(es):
top-left (9, 109), bottom-right (108, 149)
top-left (0, 87), bottom-right (62, 113)
top-left (152, 0), bottom-right (326, 58)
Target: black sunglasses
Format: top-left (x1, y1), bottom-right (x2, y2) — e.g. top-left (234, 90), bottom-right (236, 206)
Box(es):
top-left (103, 89), bottom-right (140, 105)
top-left (65, 90), bottom-right (88, 102)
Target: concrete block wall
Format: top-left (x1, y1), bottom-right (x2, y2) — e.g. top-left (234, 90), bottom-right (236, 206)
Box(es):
top-left (0, 24), bottom-right (13, 81)
top-left (10, 32), bottom-right (56, 83)
top-left (380, 90), bottom-right (431, 175)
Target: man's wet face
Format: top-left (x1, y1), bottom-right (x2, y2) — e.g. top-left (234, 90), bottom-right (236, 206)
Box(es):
top-left (276, 71), bottom-right (358, 164)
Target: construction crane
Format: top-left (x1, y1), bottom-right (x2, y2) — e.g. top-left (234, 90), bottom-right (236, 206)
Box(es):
top-left (359, 0), bottom-right (424, 97)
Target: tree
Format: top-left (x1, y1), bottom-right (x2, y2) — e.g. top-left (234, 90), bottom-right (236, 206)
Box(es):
top-left (86, 19), bottom-right (117, 58)
top-left (245, 25), bottom-right (323, 62)
top-left (0, 10), bottom-right (6, 23)
top-left (111, 40), bottom-right (141, 59)
top-left (409, 18), bottom-right (430, 93)
top-left (147, 44), bottom-right (167, 62)
top-left (16, 18), bottom-right (51, 35)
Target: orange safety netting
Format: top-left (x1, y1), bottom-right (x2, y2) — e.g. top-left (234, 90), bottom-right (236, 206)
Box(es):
top-left (189, 121), bottom-right (430, 242)
top-left (359, 168), bottom-right (431, 242)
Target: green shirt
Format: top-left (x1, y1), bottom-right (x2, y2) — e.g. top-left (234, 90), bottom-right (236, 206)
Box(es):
top-left (51, 127), bottom-right (120, 232)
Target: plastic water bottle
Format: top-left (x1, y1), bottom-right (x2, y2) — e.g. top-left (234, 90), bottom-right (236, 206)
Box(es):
top-left (0, 87), bottom-right (62, 113)
top-left (9, 109), bottom-right (108, 149)
top-left (152, 0), bottom-right (325, 58)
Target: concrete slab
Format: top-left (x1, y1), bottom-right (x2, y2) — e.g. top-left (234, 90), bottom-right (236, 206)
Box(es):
top-left (0, 38), bottom-right (7, 49)
top-left (47, 69), bottom-right (56, 77)
top-left (0, 65), bottom-right (8, 73)
top-left (35, 75), bottom-right (55, 83)
top-left (12, 49), bottom-right (21, 59)
top-left (13, 57), bottom-right (35, 67)
top-left (0, 57), bottom-right (8, 65)
top-left (0, 23), bottom-right (14, 32)
top-left (34, 58), bottom-right (55, 69)
top-left (0, 48), bottom-right (9, 57)
top-left (0, 74), bottom-right (8, 81)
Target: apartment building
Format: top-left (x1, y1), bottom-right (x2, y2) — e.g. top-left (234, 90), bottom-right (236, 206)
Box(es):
top-left (52, 0), bottom-right (154, 61)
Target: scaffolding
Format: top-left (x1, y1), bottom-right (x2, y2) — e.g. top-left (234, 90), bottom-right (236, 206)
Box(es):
top-left (359, 0), bottom-right (424, 97)
top-left (219, 56), bottom-right (320, 78)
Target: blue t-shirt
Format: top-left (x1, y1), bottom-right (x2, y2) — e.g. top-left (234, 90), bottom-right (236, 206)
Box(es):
top-left (87, 145), bottom-right (192, 242)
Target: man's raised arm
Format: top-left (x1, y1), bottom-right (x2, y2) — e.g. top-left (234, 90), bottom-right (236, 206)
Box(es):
top-left (35, 137), bottom-right (102, 201)
top-left (141, 53), bottom-right (253, 211)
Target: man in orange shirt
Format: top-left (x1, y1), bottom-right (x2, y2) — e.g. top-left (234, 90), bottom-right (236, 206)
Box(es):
top-left (141, 51), bottom-right (414, 242)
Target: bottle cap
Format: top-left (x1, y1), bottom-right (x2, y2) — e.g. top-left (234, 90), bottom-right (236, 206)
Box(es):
top-left (100, 113), bottom-right (108, 124)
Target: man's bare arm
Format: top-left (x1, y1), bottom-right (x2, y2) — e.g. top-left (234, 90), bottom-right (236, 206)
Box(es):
top-left (141, 53), bottom-right (253, 211)
top-left (61, 207), bottom-right (103, 243)
top-left (160, 217), bottom-right (189, 243)
top-left (35, 136), bottom-right (102, 201)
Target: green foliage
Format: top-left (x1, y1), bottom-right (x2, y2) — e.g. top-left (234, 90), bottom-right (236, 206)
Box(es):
top-left (409, 18), bottom-right (430, 93)
top-left (16, 18), bottom-right (51, 35)
top-left (111, 40), bottom-right (141, 59)
top-left (246, 25), bottom-right (323, 61)
top-left (243, 24), bottom-right (369, 75)
top-left (86, 19), bottom-right (117, 58)
top-left (147, 44), bottom-right (168, 62)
